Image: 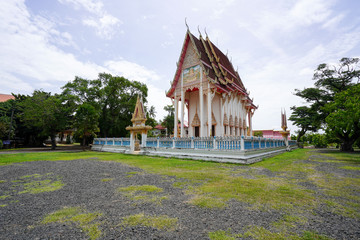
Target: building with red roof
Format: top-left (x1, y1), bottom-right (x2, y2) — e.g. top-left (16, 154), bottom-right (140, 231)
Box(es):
top-left (0, 94), bottom-right (15, 102)
top-left (167, 29), bottom-right (257, 138)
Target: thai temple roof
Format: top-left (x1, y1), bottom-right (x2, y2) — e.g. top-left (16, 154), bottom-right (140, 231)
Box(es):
top-left (166, 29), bottom-right (256, 109)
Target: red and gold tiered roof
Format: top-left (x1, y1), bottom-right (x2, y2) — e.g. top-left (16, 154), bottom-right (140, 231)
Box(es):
top-left (166, 30), bottom-right (257, 110)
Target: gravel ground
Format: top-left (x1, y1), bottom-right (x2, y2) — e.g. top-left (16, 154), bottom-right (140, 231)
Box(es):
top-left (0, 151), bottom-right (359, 239)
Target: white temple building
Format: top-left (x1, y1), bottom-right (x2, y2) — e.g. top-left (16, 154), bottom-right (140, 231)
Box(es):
top-left (166, 29), bottom-right (257, 138)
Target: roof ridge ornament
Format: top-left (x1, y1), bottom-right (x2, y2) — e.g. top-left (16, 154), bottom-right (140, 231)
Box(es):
top-left (185, 17), bottom-right (189, 31)
top-left (197, 25), bottom-right (202, 37)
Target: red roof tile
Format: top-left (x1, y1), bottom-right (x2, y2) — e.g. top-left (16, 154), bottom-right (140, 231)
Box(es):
top-left (0, 94), bottom-right (15, 102)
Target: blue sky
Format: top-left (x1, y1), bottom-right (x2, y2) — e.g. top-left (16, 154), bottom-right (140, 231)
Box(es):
top-left (1, 0), bottom-right (359, 132)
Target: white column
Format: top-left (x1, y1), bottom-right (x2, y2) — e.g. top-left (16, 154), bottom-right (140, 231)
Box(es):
top-left (248, 110), bottom-right (252, 137)
top-left (181, 89), bottom-right (185, 137)
top-left (174, 95), bottom-right (178, 137)
top-left (141, 133), bottom-right (147, 147)
top-left (180, 70), bottom-right (185, 137)
top-left (220, 96), bottom-right (224, 136)
top-left (199, 67), bottom-right (204, 137)
top-left (130, 132), bottom-right (134, 152)
top-left (207, 83), bottom-right (212, 137)
top-left (250, 111), bottom-right (253, 137)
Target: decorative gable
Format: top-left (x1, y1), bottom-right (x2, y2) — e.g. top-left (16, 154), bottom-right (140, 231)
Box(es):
top-left (131, 95), bottom-right (147, 125)
top-left (191, 111), bottom-right (200, 127)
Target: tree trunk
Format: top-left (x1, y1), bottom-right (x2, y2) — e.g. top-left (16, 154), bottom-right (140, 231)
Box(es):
top-left (297, 129), bottom-right (306, 142)
top-left (82, 135), bottom-right (86, 150)
top-left (50, 135), bottom-right (57, 150)
top-left (340, 141), bottom-right (354, 152)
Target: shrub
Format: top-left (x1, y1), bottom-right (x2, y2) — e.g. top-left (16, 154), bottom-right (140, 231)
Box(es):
top-left (0, 140), bottom-right (2, 149)
top-left (312, 134), bottom-right (327, 148)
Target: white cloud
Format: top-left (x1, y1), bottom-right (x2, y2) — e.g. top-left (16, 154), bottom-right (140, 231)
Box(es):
top-left (58, 0), bottom-right (103, 14)
top-left (104, 60), bottom-right (161, 84)
top-left (58, 0), bottom-right (122, 39)
top-left (290, 0), bottom-right (333, 26)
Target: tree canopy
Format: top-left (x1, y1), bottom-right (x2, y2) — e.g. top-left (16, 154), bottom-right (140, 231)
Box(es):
top-left (325, 84), bottom-right (360, 151)
top-left (62, 73), bottom-right (149, 139)
top-left (290, 57), bottom-right (360, 151)
top-left (18, 90), bottom-right (72, 149)
top-left (0, 73), bottom-right (155, 149)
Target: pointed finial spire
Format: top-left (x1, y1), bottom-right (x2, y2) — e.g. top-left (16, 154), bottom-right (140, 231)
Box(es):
top-left (204, 27), bottom-right (208, 38)
top-left (197, 25), bottom-right (201, 37)
top-left (185, 17), bottom-right (189, 31)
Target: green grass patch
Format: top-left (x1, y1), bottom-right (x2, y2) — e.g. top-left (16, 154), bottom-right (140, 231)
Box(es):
top-left (100, 178), bottom-right (113, 182)
top-left (192, 176), bottom-right (315, 211)
top-left (126, 171), bottom-right (142, 177)
top-left (340, 166), bottom-right (360, 171)
top-left (253, 149), bottom-right (312, 172)
top-left (208, 228), bottom-right (242, 240)
top-left (172, 181), bottom-right (189, 189)
top-left (308, 172), bottom-right (360, 218)
top-left (120, 213), bottom-right (177, 231)
top-left (42, 206), bottom-right (102, 240)
top-left (118, 185), bottom-right (163, 193)
top-left (189, 196), bottom-right (226, 209)
top-left (243, 225), bottom-right (332, 240)
top-left (0, 195), bottom-right (10, 200)
top-left (319, 151), bottom-right (360, 164)
top-left (272, 214), bottom-right (307, 231)
top-left (11, 173), bottom-right (64, 194)
top-left (19, 179), bottom-right (64, 194)
top-left (117, 185), bottom-right (167, 205)
top-left (0, 204), bottom-right (7, 207)
top-left (0, 180), bottom-right (6, 183)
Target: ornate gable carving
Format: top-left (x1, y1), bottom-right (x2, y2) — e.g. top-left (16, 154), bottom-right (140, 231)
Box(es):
top-left (235, 116), bottom-right (238, 128)
top-left (183, 41), bottom-right (199, 70)
top-left (191, 111), bottom-right (200, 127)
top-left (131, 95), bottom-right (147, 125)
top-left (229, 114), bottom-right (234, 127)
top-left (223, 113), bottom-right (228, 126)
top-left (206, 112), bottom-right (217, 126)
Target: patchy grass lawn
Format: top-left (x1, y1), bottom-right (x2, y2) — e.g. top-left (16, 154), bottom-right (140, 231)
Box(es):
top-left (42, 207), bottom-right (102, 240)
top-left (1, 148), bottom-right (359, 239)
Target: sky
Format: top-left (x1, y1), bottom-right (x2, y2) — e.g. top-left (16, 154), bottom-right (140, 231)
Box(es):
top-left (1, 0), bottom-right (360, 133)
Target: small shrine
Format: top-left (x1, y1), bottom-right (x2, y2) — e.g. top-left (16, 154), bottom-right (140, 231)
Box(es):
top-left (126, 95), bottom-right (152, 152)
top-left (279, 109), bottom-right (290, 149)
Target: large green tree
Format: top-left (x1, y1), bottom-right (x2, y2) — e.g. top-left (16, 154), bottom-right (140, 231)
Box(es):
top-left (62, 73), bottom-right (150, 138)
top-left (19, 91), bottom-right (72, 149)
top-left (0, 99), bottom-right (15, 140)
top-left (325, 84), bottom-right (360, 151)
top-left (290, 57), bottom-right (360, 146)
top-left (73, 103), bottom-right (100, 146)
top-left (162, 105), bottom-right (175, 136)
top-left (289, 105), bottom-right (321, 142)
